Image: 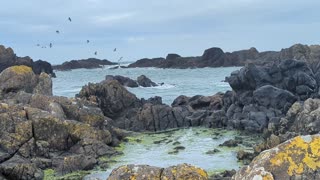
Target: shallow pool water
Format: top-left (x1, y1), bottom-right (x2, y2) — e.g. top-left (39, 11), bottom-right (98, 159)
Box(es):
top-left (84, 127), bottom-right (261, 180)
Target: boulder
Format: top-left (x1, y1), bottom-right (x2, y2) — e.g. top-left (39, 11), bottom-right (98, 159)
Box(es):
top-left (105, 75), bottom-right (138, 88)
top-left (137, 75), bottom-right (157, 87)
top-left (107, 163), bottom-right (208, 180)
top-left (76, 80), bottom-right (140, 119)
top-left (233, 135), bottom-right (320, 180)
top-left (0, 66), bottom-right (53, 98)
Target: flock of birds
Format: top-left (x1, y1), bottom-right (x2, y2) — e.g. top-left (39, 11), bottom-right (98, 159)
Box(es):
top-left (36, 17), bottom-right (123, 64)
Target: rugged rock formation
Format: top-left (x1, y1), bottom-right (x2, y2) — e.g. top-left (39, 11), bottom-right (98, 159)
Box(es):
top-left (0, 65), bottom-right (52, 98)
top-left (128, 44), bottom-right (320, 69)
top-left (53, 58), bottom-right (116, 71)
top-left (0, 45), bottom-right (55, 77)
top-left (216, 59), bottom-right (318, 133)
top-left (105, 75), bottom-right (159, 88)
top-left (107, 163), bottom-right (208, 180)
top-left (0, 66), bottom-right (127, 179)
top-left (77, 79), bottom-right (226, 132)
top-left (233, 135), bottom-right (320, 180)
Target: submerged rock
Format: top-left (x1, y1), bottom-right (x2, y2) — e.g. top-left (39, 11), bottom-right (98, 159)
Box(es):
top-left (107, 163), bottom-right (208, 180)
top-left (233, 135), bottom-right (320, 180)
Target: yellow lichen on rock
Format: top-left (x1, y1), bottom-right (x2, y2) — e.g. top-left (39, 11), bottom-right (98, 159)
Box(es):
top-left (9, 65), bottom-right (33, 75)
top-left (269, 136), bottom-right (320, 176)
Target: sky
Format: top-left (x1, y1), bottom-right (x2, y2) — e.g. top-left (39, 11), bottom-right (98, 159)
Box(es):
top-left (1, 0), bottom-right (320, 64)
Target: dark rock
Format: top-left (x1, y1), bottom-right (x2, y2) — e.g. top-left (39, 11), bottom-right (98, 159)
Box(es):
top-left (166, 53), bottom-right (181, 60)
top-left (219, 139), bottom-right (242, 147)
top-left (76, 80), bottom-right (140, 119)
top-left (105, 75), bottom-right (138, 88)
top-left (137, 75), bottom-right (158, 87)
top-left (206, 149), bottom-right (220, 155)
top-left (53, 58), bottom-right (116, 71)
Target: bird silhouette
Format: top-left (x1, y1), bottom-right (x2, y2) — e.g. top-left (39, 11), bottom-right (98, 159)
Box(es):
top-left (68, 17), bottom-right (72, 22)
top-left (36, 44), bottom-right (40, 47)
top-left (56, 30), bottom-right (60, 34)
top-left (118, 57), bottom-right (123, 62)
top-left (87, 40), bottom-right (90, 43)
top-left (94, 51), bottom-right (97, 55)
top-left (49, 43), bottom-right (52, 48)
top-left (113, 48), bottom-right (117, 52)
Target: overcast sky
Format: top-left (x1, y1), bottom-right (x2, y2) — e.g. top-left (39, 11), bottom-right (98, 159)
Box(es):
top-left (1, 0), bottom-right (320, 64)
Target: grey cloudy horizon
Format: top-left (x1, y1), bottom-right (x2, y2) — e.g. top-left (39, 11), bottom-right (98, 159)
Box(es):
top-left (1, 0), bottom-right (320, 64)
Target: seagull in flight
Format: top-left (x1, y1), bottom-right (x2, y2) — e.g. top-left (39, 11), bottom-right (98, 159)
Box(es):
top-left (87, 40), bottom-right (90, 43)
top-left (49, 43), bottom-right (52, 48)
top-left (94, 51), bottom-right (97, 56)
top-left (56, 30), bottom-right (60, 34)
top-left (68, 17), bottom-right (72, 22)
top-left (113, 48), bottom-right (117, 52)
top-left (36, 44), bottom-right (40, 47)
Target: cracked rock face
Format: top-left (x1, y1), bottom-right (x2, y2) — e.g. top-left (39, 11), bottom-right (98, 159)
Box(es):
top-left (0, 66), bottom-right (126, 180)
top-left (233, 135), bottom-right (320, 180)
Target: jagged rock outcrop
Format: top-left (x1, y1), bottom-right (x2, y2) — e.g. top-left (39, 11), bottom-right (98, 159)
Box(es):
top-left (0, 66), bottom-right (128, 179)
top-left (0, 45), bottom-right (55, 77)
top-left (233, 135), bottom-right (320, 180)
top-left (107, 163), bottom-right (208, 180)
top-left (53, 58), bottom-right (116, 71)
top-left (218, 59), bottom-right (317, 133)
top-left (77, 80), bottom-right (226, 132)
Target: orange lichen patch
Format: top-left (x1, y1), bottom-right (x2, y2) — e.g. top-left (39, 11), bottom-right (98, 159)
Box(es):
top-left (270, 136), bottom-right (320, 176)
top-left (262, 174), bottom-right (274, 180)
top-left (9, 65), bottom-right (33, 74)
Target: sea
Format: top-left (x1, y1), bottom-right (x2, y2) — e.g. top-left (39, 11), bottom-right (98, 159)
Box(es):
top-left (53, 65), bottom-right (240, 105)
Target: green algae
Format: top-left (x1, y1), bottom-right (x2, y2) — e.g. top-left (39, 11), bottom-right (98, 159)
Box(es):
top-left (44, 169), bottom-right (91, 180)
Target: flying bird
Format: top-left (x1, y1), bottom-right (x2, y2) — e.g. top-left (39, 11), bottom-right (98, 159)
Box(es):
top-left (94, 51), bottom-right (97, 56)
top-left (113, 48), bottom-right (117, 52)
top-left (36, 44), bottom-right (40, 47)
top-left (56, 30), bottom-right (60, 34)
top-left (118, 57), bottom-right (123, 62)
top-left (68, 17), bottom-right (72, 22)
top-left (49, 43), bottom-right (52, 48)
top-left (87, 40), bottom-right (90, 43)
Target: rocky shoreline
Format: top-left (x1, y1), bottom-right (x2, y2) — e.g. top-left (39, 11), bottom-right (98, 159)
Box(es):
top-left (0, 54), bottom-right (320, 179)
top-left (128, 44), bottom-right (320, 70)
